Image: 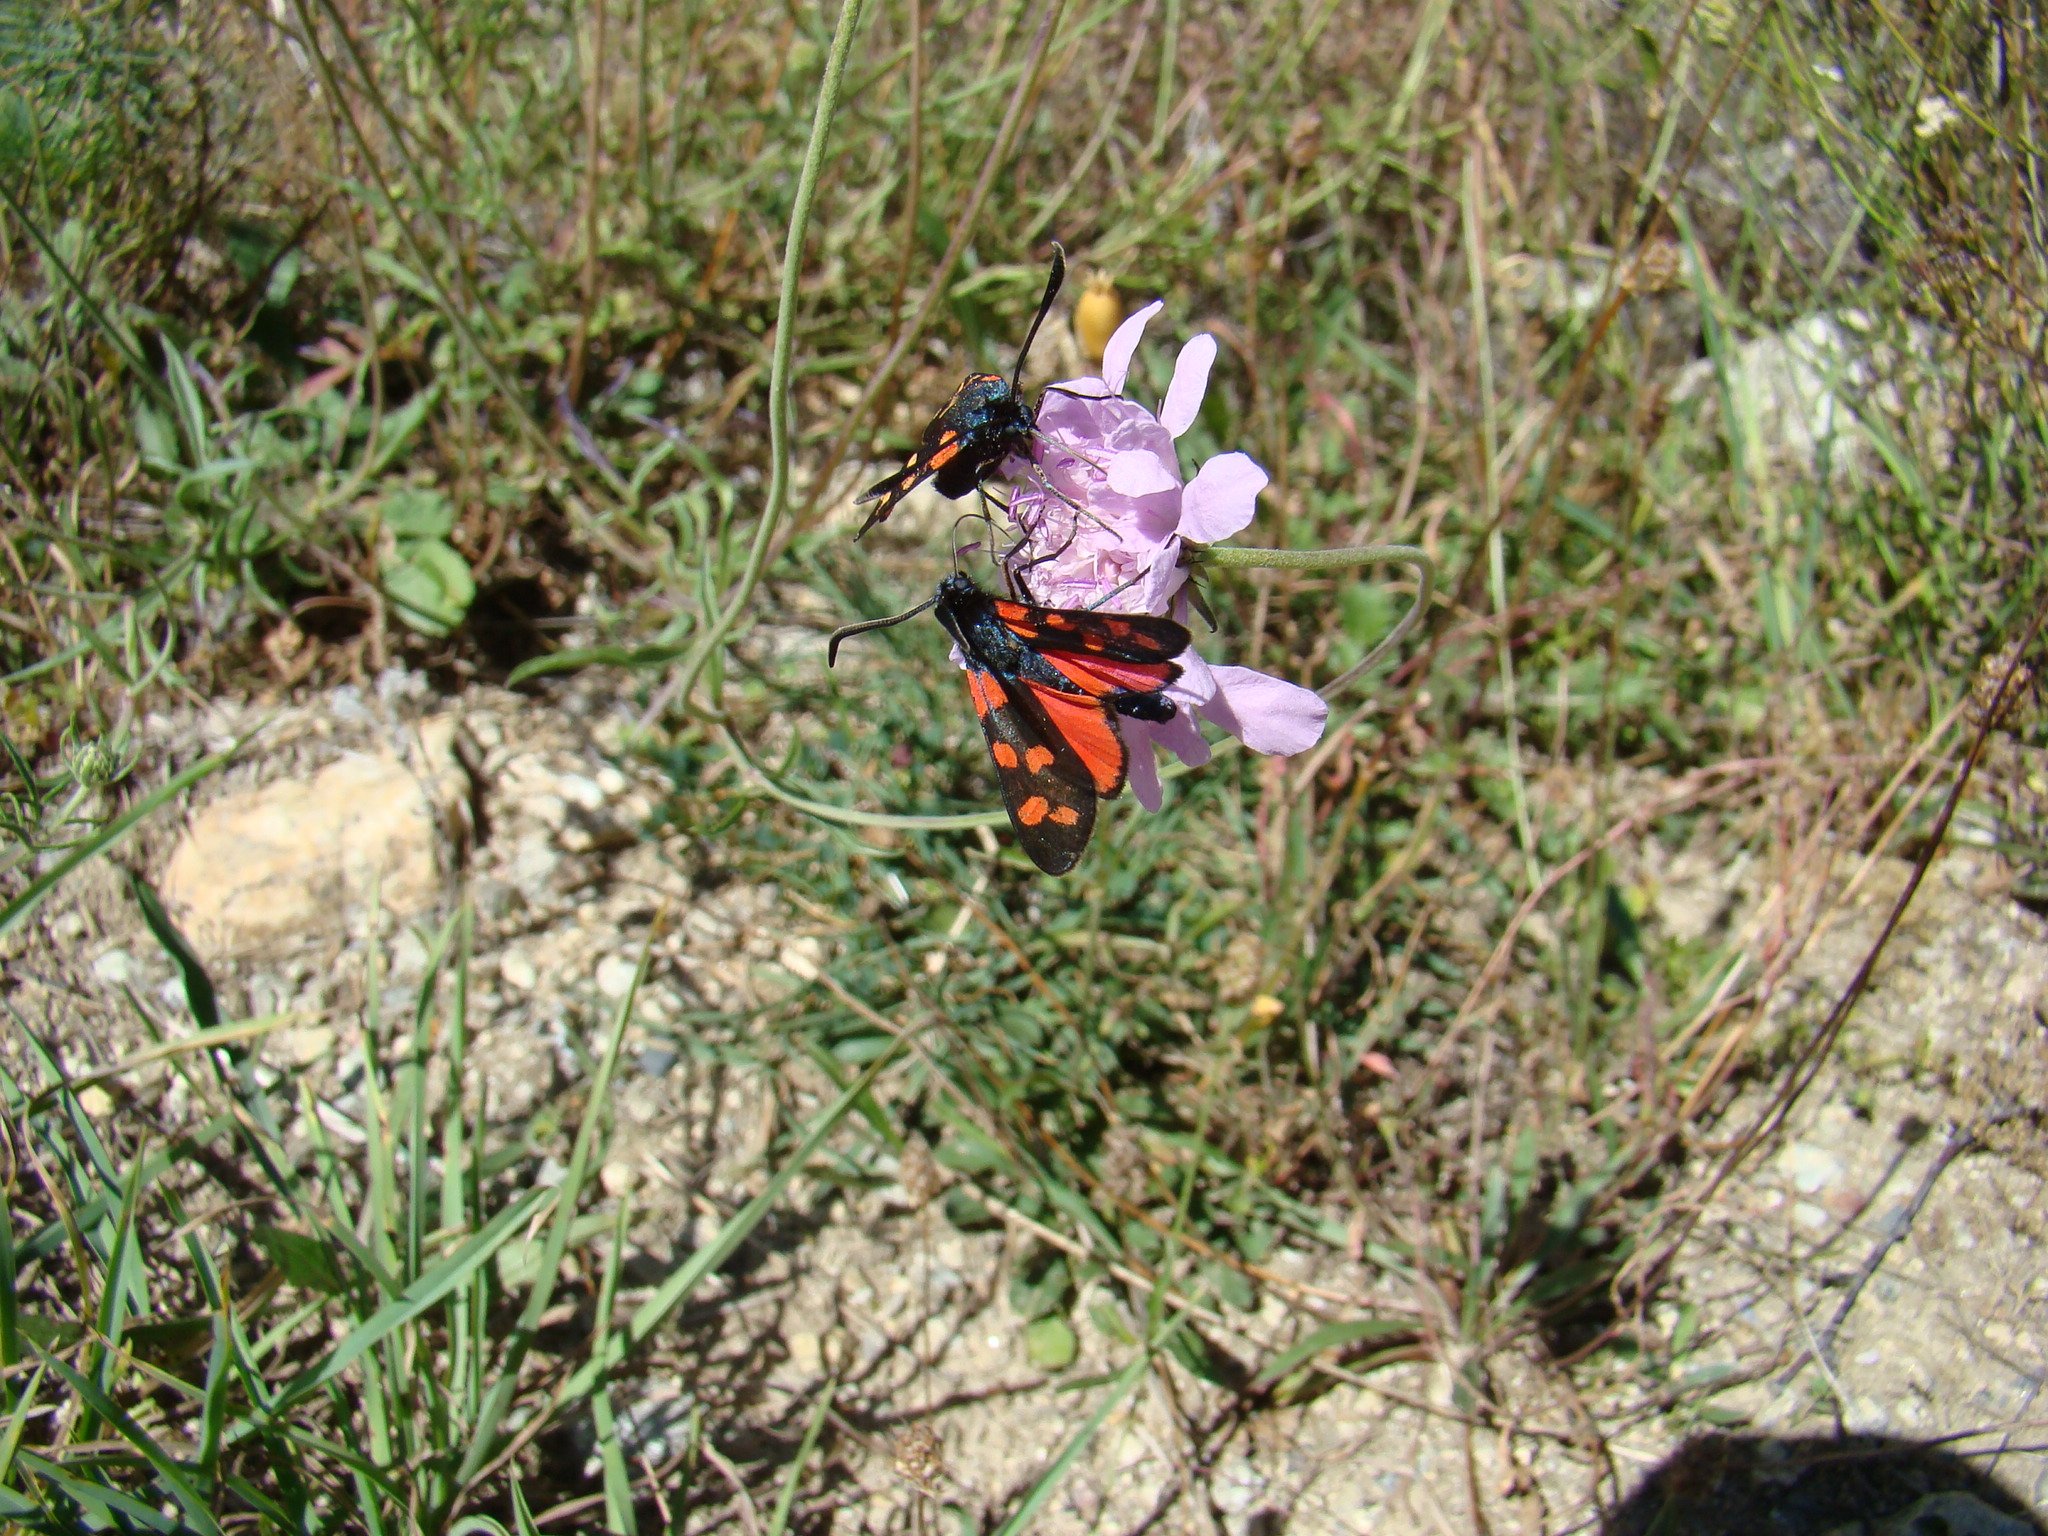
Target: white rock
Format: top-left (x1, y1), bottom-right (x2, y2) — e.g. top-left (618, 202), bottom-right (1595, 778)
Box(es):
top-left (778, 936), bottom-right (825, 983)
top-left (158, 752), bottom-right (445, 955)
top-left (92, 948), bottom-right (134, 986)
top-left (1781, 1141), bottom-right (1843, 1194)
top-left (594, 954), bottom-right (639, 1000)
top-left (500, 950), bottom-right (538, 992)
top-left (557, 774), bottom-right (605, 812)
top-left (278, 1024), bottom-right (337, 1066)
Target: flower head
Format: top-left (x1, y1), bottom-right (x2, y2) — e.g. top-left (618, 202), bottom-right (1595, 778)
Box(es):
top-left (1002, 302), bottom-right (1328, 810)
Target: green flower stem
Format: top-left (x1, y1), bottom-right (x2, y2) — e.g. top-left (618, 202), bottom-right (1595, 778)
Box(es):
top-left (1190, 541), bottom-right (1434, 700)
top-left (1191, 541), bottom-right (1427, 573)
top-left (669, 0), bottom-right (869, 715)
top-left (720, 726), bottom-right (1006, 834)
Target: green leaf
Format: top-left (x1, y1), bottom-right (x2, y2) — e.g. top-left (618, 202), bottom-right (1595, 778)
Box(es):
top-left (0, 90), bottom-right (33, 172)
top-left (1007, 1249), bottom-right (1072, 1321)
top-left (1669, 1302), bottom-right (1700, 1359)
top-left (358, 384), bottom-right (443, 480)
top-left (505, 639), bottom-right (694, 686)
top-left (128, 873), bottom-right (220, 1031)
top-left (1203, 1260), bottom-right (1256, 1312)
top-left (1023, 1316), bottom-right (1077, 1372)
top-left (133, 399), bottom-right (180, 470)
top-left (1160, 1323), bottom-right (1232, 1386)
top-left (1251, 1317), bottom-right (1412, 1387)
top-left (378, 486), bottom-right (455, 541)
top-left (942, 1188), bottom-right (1002, 1231)
top-left (384, 538), bottom-right (475, 637)
top-left (251, 1224), bottom-right (348, 1296)
top-left (264, 249), bottom-right (302, 309)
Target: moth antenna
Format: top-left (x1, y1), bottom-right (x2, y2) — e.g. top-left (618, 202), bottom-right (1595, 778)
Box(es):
top-left (827, 592), bottom-right (942, 667)
top-left (1009, 241), bottom-right (1066, 395)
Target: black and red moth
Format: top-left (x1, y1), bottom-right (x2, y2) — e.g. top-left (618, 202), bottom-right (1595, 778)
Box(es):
top-left (853, 245), bottom-right (1066, 539)
top-left (828, 573), bottom-right (1190, 875)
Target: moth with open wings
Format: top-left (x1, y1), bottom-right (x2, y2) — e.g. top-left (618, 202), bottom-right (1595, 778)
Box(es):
top-left (829, 573), bottom-right (1191, 874)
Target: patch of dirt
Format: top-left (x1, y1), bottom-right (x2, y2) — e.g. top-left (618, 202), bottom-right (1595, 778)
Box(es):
top-left (5, 682), bottom-right (2045, 1533)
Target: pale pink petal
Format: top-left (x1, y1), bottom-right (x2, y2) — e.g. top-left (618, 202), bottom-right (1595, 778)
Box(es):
top-left (1153, 706), bottom-right (1212, 767)
top-left (1178, 453), bottom-right (1267, 543)
top-left (1101, 301), bottom-right (1163, 395)
top-left (1160, 334), bottom-right (1217, 437)
top-left (1134, 547), bottom-right (1192, 620)
top-left (1164, 637), bottom-right (1217, 706)
top-left (1107, 452), bottom-right (1179, 497)
top-left (1199, 665), bottom-right (1328, 755)
top-left (1124, 723), bottom-right (1166, 812)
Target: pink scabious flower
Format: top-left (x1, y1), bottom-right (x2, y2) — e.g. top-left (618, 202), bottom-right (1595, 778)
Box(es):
top-left (1002, 300), bottom-right (1329, 811)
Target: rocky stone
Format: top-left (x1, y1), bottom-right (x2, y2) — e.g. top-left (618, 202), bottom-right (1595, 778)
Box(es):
top-left (91, 948), bottom-right (134, 986)
top-left (159, 750), bottom-right (451, 955)
top-left (594, 954), bottom-right (639, 1000)
top-left (499, 949), bottom-right (538, 992)
top-left (277, 1023), bottom-right (337, 1066)
top-left (1782, 1141), bottom-right (1843, 1195)
top-left (1666, 310), bottom-right (1958, 492)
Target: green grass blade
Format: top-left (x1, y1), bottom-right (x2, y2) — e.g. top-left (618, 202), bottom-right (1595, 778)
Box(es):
top-left (455, 937), bottom-right (649, 1487)
top-left (128, 872), bottom-right (220, 1031)
top-left (558, 1033), bottom-right (908, 1400)
top-left (32, 1352), bottom-right (226, 1536)
top-left (1250, 1317), bottom-right (1414, 1388)
top-left (989, 1343), bottom-right (1155, 1536)
top-left (233, 1182), bottom-right (551, 1434)
top-left (765, 1381), bottom-right (834, 1536)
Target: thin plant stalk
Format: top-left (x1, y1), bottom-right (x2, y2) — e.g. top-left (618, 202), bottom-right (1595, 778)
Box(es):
top-left (667, 0), bottom-right (871, 715)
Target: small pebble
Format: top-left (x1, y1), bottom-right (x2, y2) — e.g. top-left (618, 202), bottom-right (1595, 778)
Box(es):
top-left (556, 774), bottom-right (605, 812)
top-left (92, 948), bottom-right (134, 986)
top-left (595, 954), bottom-right (639, 1000)
top-left (778, 937), bottom-right (825, 983)
top-left (1782, 1141), bottom-right (1842, 1194)
top-left (500, 951), bottom-right (538, 992)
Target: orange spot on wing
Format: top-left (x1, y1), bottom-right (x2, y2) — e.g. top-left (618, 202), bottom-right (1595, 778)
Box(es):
top-left (926, 438), bottom-right (963, 472)
top-left (1024, 745), bottom-right (1056, 774)
top-left (966, 669), bottom-right (1004, 719)
top-left (1049, 804), bottom-right (1082, 827)
top-left (1016, 795), bottom-right (1052, 826)
top-left (990, 741), bottom-right (1021, 769)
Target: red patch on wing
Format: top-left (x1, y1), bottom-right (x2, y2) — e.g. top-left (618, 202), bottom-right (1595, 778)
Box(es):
top-left (1039, 651), bottom-right (1179, 698)
top-left (1027, 684), bottom-right (1126, 794)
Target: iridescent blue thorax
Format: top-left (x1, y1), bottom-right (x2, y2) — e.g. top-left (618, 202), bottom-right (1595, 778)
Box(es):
top-left (852, 245), bottom-right (1070, 538)
top-left (922, 374), bottom-right (1036, 497)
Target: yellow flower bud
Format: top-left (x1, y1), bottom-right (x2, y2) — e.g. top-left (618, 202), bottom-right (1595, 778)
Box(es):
top-left (1073, 273), bottom-right (1122, 364)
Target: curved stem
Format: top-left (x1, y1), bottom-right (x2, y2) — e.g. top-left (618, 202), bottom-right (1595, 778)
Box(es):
top-left (1189, 542), bottom-right (1434, 700)
top-left (721, 726), bottom-right (1006, 834)
top-left (668, 0), bottom-right (869, 714)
